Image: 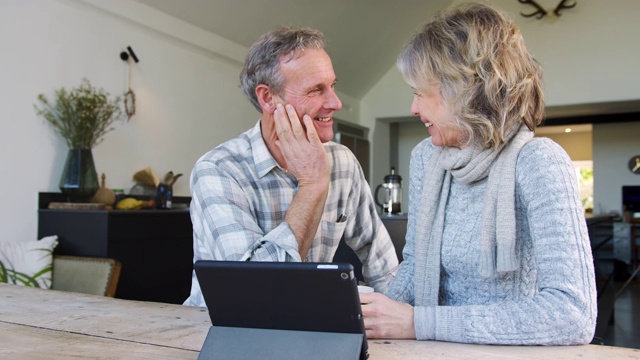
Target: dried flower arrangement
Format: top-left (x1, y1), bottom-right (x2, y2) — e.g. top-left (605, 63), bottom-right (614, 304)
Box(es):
top-left (34, 78), bottom-right (122, 149)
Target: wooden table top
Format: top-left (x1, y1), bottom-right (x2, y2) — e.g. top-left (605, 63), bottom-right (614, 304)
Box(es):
top-left (1, 284), bottom-right (638, 359)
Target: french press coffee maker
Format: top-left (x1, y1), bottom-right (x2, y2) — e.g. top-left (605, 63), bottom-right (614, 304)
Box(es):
top-left (375, 167), bottom-right (402, 215)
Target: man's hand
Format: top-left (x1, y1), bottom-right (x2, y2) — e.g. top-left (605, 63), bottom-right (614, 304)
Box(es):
top-left (273, 103), bottom-right (330, 187)
top-left (273, 103), bottom-right (330, 259)
top-left (361, 292), bottom-right (416, 339)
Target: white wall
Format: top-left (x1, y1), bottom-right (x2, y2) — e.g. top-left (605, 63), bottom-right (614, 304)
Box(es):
top-left (542, 131), bottom-right (593, 161)
top-left (0, 1), bottom-right (245, 242)
top-left (0, 0), bottom-right (361, 244)
top-left (362, 0), bottom-right (640, 209)
top-left (361, 66), bottom-right (415, 190)
top-left (396, 121), bottom-right (429, 213)
top-left (593, 122), bottom-right (640, 215)
top-left (451, 0), bottom-right (640, 105)
top-left (3, 0), bottom-right (640, 243)
top-left (513, 0), bottom-right (640, 105)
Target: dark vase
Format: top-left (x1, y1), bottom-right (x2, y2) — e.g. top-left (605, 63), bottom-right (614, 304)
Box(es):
top-left (59, 149), bottom-right (99, 203)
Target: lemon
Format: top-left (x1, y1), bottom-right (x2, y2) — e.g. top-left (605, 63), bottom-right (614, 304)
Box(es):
top-left (115, 197), bottom-right (145, 210)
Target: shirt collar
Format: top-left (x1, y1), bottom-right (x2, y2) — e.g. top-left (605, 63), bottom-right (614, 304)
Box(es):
top-left (250, 120), bottom-right (285, 178)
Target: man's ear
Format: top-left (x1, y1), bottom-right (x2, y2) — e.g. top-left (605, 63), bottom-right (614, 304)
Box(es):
top-left (256, 84), bottom-right (275, 113)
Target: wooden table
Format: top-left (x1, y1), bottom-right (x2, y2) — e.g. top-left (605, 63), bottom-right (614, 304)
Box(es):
top-left (1, 284), bottom-right (638, 359)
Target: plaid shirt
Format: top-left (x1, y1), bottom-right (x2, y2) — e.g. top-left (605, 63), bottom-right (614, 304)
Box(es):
top-left (184, 121), bottom-right (398, 306)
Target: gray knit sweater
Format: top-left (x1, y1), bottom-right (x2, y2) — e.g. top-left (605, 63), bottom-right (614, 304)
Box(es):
top-left (385, 137), bottom-right (597, 345)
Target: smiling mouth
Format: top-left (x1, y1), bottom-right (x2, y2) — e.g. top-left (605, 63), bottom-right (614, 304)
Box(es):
top-left (315, 116), bottom-right (331, 123)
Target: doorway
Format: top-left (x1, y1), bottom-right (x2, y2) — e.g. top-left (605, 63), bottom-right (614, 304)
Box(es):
top-left (536, 124), bottom-right (593, 213)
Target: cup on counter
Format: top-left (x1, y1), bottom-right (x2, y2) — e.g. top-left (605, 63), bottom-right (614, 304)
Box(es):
top-left (357, 285), bottom-right (374, 294)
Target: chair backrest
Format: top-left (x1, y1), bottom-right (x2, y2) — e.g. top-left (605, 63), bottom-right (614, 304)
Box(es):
top-left (51, 255), bottom-right (121, 297)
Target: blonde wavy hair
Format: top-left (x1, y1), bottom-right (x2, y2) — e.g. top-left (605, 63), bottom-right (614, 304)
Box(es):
top-left (397, 2), bottom-right (544, 149)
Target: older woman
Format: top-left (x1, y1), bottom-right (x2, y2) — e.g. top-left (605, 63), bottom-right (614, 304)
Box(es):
top-left (360, 3), bottom-right (596, 345)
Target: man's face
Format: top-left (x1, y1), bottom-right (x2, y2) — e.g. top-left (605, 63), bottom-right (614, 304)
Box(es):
top-left (273, 48), bottom-right (342, 143)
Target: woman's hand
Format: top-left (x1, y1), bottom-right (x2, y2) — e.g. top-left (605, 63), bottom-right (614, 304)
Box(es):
top-left (360, 292), bottom-right (416, 339)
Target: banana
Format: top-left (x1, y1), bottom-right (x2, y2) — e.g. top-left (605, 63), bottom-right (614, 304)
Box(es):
top-left (115, 197), bottom-right (146, 210)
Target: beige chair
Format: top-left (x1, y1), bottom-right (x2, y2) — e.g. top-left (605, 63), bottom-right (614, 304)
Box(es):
top-left (51, 255), bottom-right (122, 297)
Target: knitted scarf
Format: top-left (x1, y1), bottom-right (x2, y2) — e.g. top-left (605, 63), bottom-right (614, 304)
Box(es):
top-left (413, 126), bottom-right (534, 306)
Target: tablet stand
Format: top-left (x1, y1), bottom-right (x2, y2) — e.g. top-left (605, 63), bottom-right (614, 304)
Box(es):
top-left (198, 326), bottom-right (364, 360)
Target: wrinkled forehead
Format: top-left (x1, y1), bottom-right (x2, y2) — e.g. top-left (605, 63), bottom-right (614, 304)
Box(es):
top-left (278, 45), bottom-right (325, 66)
top-left (279, 49), bottom-right (335, 80)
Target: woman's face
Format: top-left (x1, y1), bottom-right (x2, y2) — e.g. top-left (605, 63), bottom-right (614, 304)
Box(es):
top-left (410, 83), bottom-right (464, 148)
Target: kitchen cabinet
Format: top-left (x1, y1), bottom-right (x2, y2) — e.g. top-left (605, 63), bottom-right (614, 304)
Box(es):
top-left (37, 193), bottom-right (193, 304)
top-left (333, 120), bottom-right (370, 183)
top-left (380, 214), bottom-right (408, 262)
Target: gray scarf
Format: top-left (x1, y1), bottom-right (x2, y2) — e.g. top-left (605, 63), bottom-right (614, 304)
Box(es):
top-left (414, 126), bottom-right (534, 306)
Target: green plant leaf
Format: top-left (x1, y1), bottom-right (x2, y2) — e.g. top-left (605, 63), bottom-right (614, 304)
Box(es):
top-left (6, 269), bottom-right (41, 287)
top-left (0, 261), bottom-right (8, 283)
top-left (0, 246), bottom-right (54, 288)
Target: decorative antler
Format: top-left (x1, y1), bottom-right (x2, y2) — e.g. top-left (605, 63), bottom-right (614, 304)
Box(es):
top-left (519, 0), bottom-right (578, 20)
top-left (518, 0), bottom-right (547, 19)
top-left (553, 0), bottom-right (577, 16)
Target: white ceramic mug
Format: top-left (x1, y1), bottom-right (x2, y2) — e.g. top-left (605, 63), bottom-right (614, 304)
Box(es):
top-left (357, 285), bottom-right (374, 293)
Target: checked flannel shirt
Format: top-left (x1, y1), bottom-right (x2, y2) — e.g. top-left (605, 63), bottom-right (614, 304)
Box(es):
top-left (183, 121), bottom-right (398, 306)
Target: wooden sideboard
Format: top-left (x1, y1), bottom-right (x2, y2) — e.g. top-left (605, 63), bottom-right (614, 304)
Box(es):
top-left (37, 193), bottom-right (193, 304)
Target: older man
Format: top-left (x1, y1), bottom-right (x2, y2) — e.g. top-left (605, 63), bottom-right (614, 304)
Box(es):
top-left (184, 26), bottom-right (398, 307)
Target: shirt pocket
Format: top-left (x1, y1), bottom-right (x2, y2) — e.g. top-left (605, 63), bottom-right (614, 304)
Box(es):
top-left (318, 219), bottom-right (347, 247)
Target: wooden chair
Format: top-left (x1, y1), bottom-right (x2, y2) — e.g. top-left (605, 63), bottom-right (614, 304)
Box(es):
top-left (51, 255), bottom-right (122, 297)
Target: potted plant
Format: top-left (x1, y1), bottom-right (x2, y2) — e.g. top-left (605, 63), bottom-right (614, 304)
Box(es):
top-left (34, 79), bottom-right (122, 202)
top-left (0, 247), bottom-right (54, 288)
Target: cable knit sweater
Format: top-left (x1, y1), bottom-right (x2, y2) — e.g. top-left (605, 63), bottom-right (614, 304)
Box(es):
top-left (385, 137), bottom-right (597, 345)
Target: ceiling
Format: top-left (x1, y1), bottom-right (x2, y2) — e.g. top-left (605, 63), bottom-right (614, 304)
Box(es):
top-left (134, 0), bottom-right (451, 100)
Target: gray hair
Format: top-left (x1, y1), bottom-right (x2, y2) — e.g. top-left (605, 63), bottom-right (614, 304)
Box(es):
top-left (397, 2), bottom-right (544, 149)
top-left (240, 26), bottom-right (325, 112)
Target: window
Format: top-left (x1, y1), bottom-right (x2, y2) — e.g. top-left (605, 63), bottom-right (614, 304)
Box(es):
top-left (574, 160), bottom-right (594, 213)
